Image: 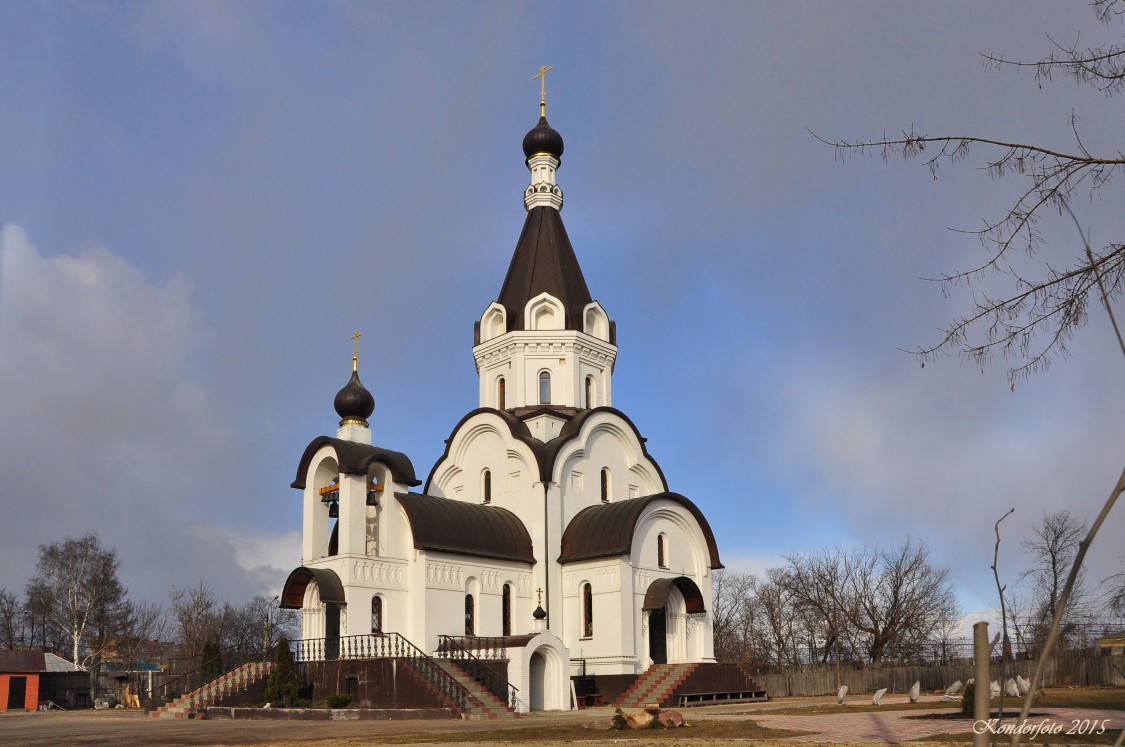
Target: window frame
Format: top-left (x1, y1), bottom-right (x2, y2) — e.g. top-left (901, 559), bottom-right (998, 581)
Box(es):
top-left (538, 370), bottom-right (552, 405)
top-left (582, 582), bottom-right (594, 638)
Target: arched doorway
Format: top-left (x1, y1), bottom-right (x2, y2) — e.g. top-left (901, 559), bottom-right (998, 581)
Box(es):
top-left (529, 651), bottom-right (546, 711)
top-left (643, 576), bottom-right (706, 665)
top-left (280, 566), bottom-right (347, 658)
top-left (508, 632), bottom-right (571, 713)
top-left (648, 609), bottom-right (667, 663)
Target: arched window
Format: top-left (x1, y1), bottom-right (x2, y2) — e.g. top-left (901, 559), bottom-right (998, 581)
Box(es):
top-left (497, 377), bottom-right (506, 409)
top-left (464, 594), bottom-right (475, 636)
top-left (657, 534), bottom-right (668, 569)
top-left (582, 583), bottom-right (593, 638)
top-left (585, 376), bottom-right (594, 408)
top-left (371, 596), bottom-right (383, 634)
top-left (502, 584), bottom-right (512, 637)
top-left (539, 370), bottom-right (551, 404)
top-left (600, 468), bottom-right (610, 503)
top-left (482, 470), bottom-right (492, 504)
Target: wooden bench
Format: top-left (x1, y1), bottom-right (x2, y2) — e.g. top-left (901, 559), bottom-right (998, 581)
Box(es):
top-left (580, 693), bottom-right (605, 708)
top-left (676, 690), bottom-right (769, 707)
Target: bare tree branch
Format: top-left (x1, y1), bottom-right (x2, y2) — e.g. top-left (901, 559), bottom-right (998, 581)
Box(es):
top-left (811, 4), bottom-right (1125, 385)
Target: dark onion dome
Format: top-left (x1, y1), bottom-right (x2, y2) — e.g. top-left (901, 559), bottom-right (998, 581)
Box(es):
top-left (532, 605), bottom-right (547, 621)
top-left (522, 116), bottom-right (564, 161)
top-left (334, 369), bottom-right (375, 426)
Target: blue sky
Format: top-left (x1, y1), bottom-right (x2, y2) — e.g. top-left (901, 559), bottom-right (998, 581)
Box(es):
top-left (2, 1), bottom-right (1123, 627)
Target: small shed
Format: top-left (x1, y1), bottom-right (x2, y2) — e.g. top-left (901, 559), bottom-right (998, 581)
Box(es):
top-left (1098, 632), bottom-right (1125, 655)
top-left (0, 651), bottom-right (80, 711)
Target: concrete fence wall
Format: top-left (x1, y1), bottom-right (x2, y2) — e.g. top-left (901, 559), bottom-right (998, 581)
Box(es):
top-left (750, 654), bottom-right (1125, 697)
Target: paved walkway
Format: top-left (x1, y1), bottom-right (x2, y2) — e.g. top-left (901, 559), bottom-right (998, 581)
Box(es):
top-left (702, 706), bottom-right (1124, 744)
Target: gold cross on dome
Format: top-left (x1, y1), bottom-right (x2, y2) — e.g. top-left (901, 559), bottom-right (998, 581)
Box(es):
top-left (351, 330), bottom-right (361, 371)
top-left (536, 587), bottom-right (543, 607)
top-left (533, 65), bottom-right (554, 116)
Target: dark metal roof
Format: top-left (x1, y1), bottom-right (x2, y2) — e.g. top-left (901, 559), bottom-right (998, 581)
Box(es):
top-left (642, 576), bottom-right (706, 614)
top-left (280, 566), bottom-right (346, 609)
top-left (291, 436), bottom-right (420, 488)
top-left (395, 492), bottom-right (535, 564)
top-left (522, 116), bottom-right (564, 161)
top-left (496, 206), bottom-right (594, 334)
top-left (0, 650), bottom-right (46, 673)
top-left (333, 370), bottom-right (375, 424)
top-left (423, 407), bottom-right (669, 491)
top-left (558, 492), bottom-right (723, 569)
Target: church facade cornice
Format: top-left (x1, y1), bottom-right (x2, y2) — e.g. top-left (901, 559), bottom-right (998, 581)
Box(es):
top-left (473, 331), bottom-right (618, 369)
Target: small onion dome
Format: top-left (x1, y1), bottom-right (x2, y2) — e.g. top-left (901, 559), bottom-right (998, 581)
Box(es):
top-left (334, 370), bottom-right (375, 426)
top-left (532, 604), bottom-right (547, 621)
top-left (522, 116), bottom-right (564, 162)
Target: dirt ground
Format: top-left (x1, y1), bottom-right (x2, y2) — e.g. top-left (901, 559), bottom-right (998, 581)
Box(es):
top-left (0, 694), bottom-right (1120, 747)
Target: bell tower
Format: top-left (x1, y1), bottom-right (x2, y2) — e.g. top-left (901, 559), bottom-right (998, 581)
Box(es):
top-left (473, 75), bottom-right (616, 437)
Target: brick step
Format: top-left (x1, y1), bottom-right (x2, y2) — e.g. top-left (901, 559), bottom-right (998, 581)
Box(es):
top-left (616, 663), bottom-right (698, 708)
top-left (151, 661), bottom-right (273, 720)
top-left (433, 659), bottom-right (518, 719)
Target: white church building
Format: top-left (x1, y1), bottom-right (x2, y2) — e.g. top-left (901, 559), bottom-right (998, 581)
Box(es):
top-left (280, 99), bottom-right (723, 713)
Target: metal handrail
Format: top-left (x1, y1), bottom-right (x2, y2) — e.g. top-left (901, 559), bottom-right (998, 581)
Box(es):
top-left (438, 635), bottom-right (508, 660)
top-left (156, 641), bottom-right (277, 708)
top-left (293, 633), bottom-right (470, 713)
top-left (436, 635), bottom-right (522, 711)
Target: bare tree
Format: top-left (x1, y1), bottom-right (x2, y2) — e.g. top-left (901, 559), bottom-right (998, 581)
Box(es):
top-left (169, 582), bottom-right (220, 661)
top-left (25, 532), bottom-right (129, 666)
top-left (752, 568), bottom-right (801, 666)
top-left (846, 540), bottom-right (960, 665)
top-left (784, 548), bottom-right (850, 665)
top-left (710, 569), bottom-right (757, 664)
top-left (223, 595), bottom-right (298, 658)
top-left (0, 588), bottom-right (26, 649)
top-left (169, 584), bottom-right (299, 672)
top-left (1106, 571), bottom-right (1125, 615)
top-left (1020, 509), bottom-right (1091, 650)
top-left (817, 0), bottom-right (1125, 385)
top-left (112, 600), bottom-right (168, 672)
top-left (786, 540), bottom-right (959, 666)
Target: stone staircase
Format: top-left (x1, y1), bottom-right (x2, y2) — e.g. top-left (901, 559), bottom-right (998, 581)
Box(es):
top-left (151, 660), bottom-right (273, 720)
top-left (432, 659), bottom-right (519, 720)
top-left (615, 663), bottom-right (699, 709)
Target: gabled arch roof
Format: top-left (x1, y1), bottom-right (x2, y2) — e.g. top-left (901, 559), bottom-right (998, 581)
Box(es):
top-left (558, 492), bottom-right (723, 569)
top-left (291, 436), bottom-right (420, 489)
top-left (643, 575), bottom-right (707, 614)
top-left (423, 407), bottom-right (668, 491)
top-left (279, 566), bottom-right (345, 609)
top-left (395, 492), bottom-right (535, 564)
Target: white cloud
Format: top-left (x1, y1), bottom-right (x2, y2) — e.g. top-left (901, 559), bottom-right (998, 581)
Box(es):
top-left (717, 551), bottom-right (786, 580)
top-left (72, 1), bottom-right (272, 89)
top-left (769, 342), bottom-right (1125, 606)
top-left (234, 531), bottom-right (302, 582)
top-left (0, 225), bottom-right (265, 603)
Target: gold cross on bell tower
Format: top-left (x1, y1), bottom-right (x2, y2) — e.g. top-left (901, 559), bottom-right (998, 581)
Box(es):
top-left (533, 65), bottom-right (554, 117)
top-left (351, 330), bottom-right (361, 372)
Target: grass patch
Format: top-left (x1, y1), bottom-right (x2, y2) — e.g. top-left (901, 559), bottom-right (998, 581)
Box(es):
top-left (1036, 687), bottom-right (1125, 711)
top-left (741, 686), bottom-right (1125, 717)
top-left (382, 721), bottom-right (814, 743)
top-left (748, 700), bottom-right (961, 716)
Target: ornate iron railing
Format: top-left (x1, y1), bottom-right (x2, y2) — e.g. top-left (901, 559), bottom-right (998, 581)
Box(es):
top-left (292, 633), bottom-right (414, 662)
top-left (437, 635), bottom-right (508, 660)
top-left (436, 635), bottom-right (521, 711)
top-left (292, 633), bottom-right (470, 713)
